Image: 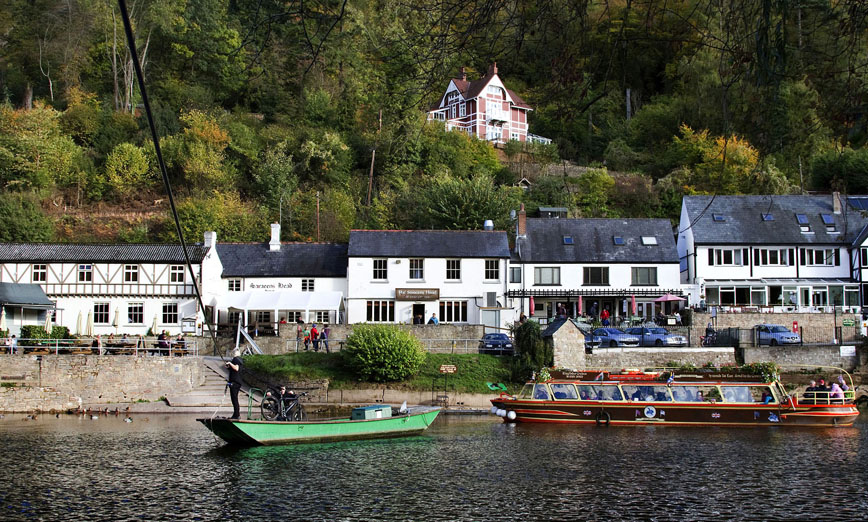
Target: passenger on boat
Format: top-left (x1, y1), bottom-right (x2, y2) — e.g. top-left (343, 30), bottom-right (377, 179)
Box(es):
top-left (816, 378), bottom-right (829, 392)
top-left (761, 390), bottom-right (774, 404)
top-left (803, 381), bottom-right (817, 404)
top-left (837, 375), bottom-right (849, 391)
top-left (534, 385), bottom-right (550, 400)
top-left (830, 383), bottom-right (844, 402)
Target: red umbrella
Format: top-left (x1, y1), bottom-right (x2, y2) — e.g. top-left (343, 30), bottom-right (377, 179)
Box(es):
top-left (654, 293), bottom-right (685, 302)
top-left (529, 296), bottom-right (535, 316)
top-left (631, 295), bottom-right (637, 315)
top-left (577, 296), bottom-right (583, 315)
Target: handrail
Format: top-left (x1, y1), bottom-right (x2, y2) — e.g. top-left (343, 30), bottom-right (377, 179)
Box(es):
top-left (247, 387), bottom-right (262, 420)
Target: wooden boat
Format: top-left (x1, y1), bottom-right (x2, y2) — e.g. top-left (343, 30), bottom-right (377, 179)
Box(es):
top-left (198, 405), bottom-right (441, 446)
top-left (490, 369), bottom-right (859, 427)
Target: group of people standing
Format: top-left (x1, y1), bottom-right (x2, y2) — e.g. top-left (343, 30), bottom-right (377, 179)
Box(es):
top-left (295, 321), bottom-right (330, 352)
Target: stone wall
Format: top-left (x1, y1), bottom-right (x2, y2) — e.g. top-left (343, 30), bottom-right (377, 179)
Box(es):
top-left (583, 347), bottom-right (736, 370)
top-left (549, 321), bottom-right (586, 369)
top-left (692, 312), bottom-right (862, 344)
top-left (742, 344), bottom-right (864, 372)
top-left (0, 355), bottom-right (204, 412)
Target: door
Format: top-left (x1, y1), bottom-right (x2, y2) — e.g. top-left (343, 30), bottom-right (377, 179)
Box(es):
top-left (480, 310), bottom-right (500, 330)
top-left (412, 303), bottom-right (425, 324)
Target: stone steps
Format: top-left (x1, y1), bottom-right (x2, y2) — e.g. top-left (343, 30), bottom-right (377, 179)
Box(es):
top-left (165, 356), bottom-right (257, 408)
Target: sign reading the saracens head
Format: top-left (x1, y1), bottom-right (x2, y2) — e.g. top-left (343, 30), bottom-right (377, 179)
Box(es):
top-left (395, 288), bottom-right (440, 301)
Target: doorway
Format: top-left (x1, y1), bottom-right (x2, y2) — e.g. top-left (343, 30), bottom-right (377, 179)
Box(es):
top-left (412, 303), bottom-right (426, 324)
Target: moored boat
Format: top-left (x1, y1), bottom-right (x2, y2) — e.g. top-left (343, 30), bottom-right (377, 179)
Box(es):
top-left (199, 405), bottom-right (441, 446)
top-left (490, 368), bottom-right (859, 427)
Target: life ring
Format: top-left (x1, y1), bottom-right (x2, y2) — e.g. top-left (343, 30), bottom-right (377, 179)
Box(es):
top-left (595, 410), bottom-right (611, 426)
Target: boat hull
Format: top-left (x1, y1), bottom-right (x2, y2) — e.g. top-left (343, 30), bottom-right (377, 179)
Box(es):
top-left (490, 399), bottom-right (859, 427)
top-left (198, 407), bottom-right (441, 446)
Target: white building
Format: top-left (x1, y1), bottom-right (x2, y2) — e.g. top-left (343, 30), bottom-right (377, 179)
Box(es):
top-left (346, 229), bottom-right (512, 328)
top-left (508, 208), bottom-right (683, 323)
top-left (677, 194), bottom-right (868, 312)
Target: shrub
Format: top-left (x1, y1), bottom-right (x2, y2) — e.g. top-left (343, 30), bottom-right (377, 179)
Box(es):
top-left (680, 308), bottom-right (693, 327)
top-left (342, 325), bottom-right (426, 382)
top-left (512, 320), bottom-right (552, 381)
top-left (20, 325), bottom-right (49, 342)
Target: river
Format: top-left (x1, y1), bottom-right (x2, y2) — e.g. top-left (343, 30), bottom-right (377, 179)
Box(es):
top-left (0, 413), bottom-right (866, 520)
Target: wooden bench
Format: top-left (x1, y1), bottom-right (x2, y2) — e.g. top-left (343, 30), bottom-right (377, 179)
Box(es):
top-left (70, 348), bottom-right (93, 355)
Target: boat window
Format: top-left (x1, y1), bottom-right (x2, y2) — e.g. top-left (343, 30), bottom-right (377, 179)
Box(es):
top-left (551, 383), bottom-right (578, 400)
top-left (533, 384), bottom-right (551, 400)
top-left (622, 385), bottom-right (672, 402)
top-left (747, 386), bottom-right (777, 404)
top-left (574, 384), bottom-right (620, 401)
top-left (518, 384), bottom-right (534, 399)
top-left (671, 385), bottom-right (720, 402)
top-left (721, 386), bottom-right (754, 403)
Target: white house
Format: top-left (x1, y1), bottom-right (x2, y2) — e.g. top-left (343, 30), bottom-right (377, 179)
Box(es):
top-left (0, 242), bottom-right (207, 336)
top-left (508, 208), bottom-right (683, 323)
top-left (346, 229), bottom-right (512, 329)
top-left (677, 194), bottom-right (868, 312)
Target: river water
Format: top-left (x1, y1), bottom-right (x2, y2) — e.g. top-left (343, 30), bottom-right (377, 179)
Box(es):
top-left (0, 413), bottom-right (866, 521)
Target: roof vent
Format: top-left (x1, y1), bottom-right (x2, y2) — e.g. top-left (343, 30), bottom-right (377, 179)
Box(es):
top-left (269, 223), bottom-right (281, 251)
top-left (483, 220), bottom-right (494, 231)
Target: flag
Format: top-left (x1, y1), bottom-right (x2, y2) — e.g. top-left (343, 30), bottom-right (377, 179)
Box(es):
top-left (666, 373), bottom-right (675, 385)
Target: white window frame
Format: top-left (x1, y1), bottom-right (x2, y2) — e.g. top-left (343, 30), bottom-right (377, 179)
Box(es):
top-left (583, 267), bottom-right (609, 286)
top-left (510, 266), bottom-right (522, 283)
top-left (124, 264), bottom-right (139, 283)
top-left (366, 300), bottom-right (395, 322)
top-left (631, 267), bottom-right (658, 286)
top-left (162, 302), bottom-right (179, 324)
top-left (484, 259), bottom-right (500, 281)
top-left (170, 265), bottom-right (185, 283)
top-left (228, 279), bottom-right (242, 292)
top-left (302, 279), bottom-right (314, 292)
top-left (93, 302), bottom-right (110, 324)
top-left (373, 259), bottom-right (388, 280)
top-left (32, 264), bottom-right (46, 283)
top-left (78, 264), bottom-right (93, 283)
top-left (409, 259), bottom-right (424, 280)
top-left (459, 103), bottom-right (466, 117)
top-left (439, 301), bottom-right (468, 323)
top-left (127, 302), bottom-right (144, 324)
top-left (534, 267), bottom-right (561, 286)
top-left (446, 259), bottom-right (461, 281)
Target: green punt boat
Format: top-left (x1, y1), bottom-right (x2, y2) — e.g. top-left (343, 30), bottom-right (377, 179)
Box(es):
top-left (198, 406), bottom-right (441, 446)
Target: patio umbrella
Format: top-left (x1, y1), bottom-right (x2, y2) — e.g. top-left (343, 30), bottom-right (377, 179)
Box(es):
top-left (76, 311), bottom-right (83, 335)
top-left (44, 313), bottom-right (52, 334)
top-left (631, 295), bottom-right (637, 316)
top-left (112, 308), bottom-right (120, 333)
top-left (151, 315), bottom-right (158, 335)
top-left (529, 296), bottom-right (535, 316)
top-left (577, 296), bottom-right (583, 315)
top-left (85, 310), bottom-right (94, 337)
top-left (654, 293), bottom-right (685, 302)
top-left (0, 308), bottom-right (6, 332)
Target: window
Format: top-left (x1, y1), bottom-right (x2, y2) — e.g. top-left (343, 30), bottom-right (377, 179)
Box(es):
top-left (409, 259), bottom-right (424, 280)
top-left (170, 265), bottom-right (185, 283)
top-left (366, 300), bottom-right (395, 322)
top-left (712, 214), bottom-right (726, 222)
top-left (124, 265), bottom-right (138, 283)
top-left (509, 267), bottom-right (522, 283)
top-left (78, 264), bottom-right (93, 282)
top-left (641, 236), bottom-right (657, 245)
top-left (284, 311), bottom-right (302, 323)
top-left (708, 248), bottom-right (747, 266)
top-left (162, 303), bottom-right (178, 324)
top-left (821, 214), bottom-right (837, 233)
top-left (255, 311), bottom-right (271, 324)
top-left (562, 235), bottom-right (574, 245)
top-left (583, 267), bottom-right (609, 286)
top-left (613, 236), bottom-right (624, 245)
top-left (373, 259), bottom-right (387, 280)
top-left (228, 279), bottom-right (241, 292)
top-left (446, 259), bottom-right (461, 280)
top-left (862, 247), bottom-right (868, 268)
top-left (302, 279), bottom-right (314, 292)
top-left (450, 105), bottom-right (456, 119)
top-left (761, 213), bottom-right (774, 221)
top-left (128, 303), bottom-right (144, 324)
top-left (796, 213), bottom-right (811, 233)
top-left (314, 311), bottom-right (329, 323)
top-left (93, 303), bottom-right (110, 324)
top-left (534, 267), bottom-right (561, 285)
top-left (32, 264), bottom-right (46, 283)
top-left (484, 259), bottom-right (499, 280)
top-left (631, 267), bottom-right (658, 286)
top-left (228, 311), bottom-right (242, 326)
top-left (801, 248), bottom-right (838, 266)
top-left (459, 103), bottom-right (466, 117)
top-left (439, 301), bottom-right (468, 322)
top-left (754, 248), bottom-right (792, 266)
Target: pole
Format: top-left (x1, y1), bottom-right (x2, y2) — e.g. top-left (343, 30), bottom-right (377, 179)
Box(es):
top-left (366, 109), bottom-right (382, 207)
top-left (316, 191), bottom-right (320, 241)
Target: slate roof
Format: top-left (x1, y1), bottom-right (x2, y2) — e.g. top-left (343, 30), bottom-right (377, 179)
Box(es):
top-left (682, 195), bottom-right (868, 245)
top-left (0, 283), bottom-right (54, 307)
top-left (0, 243), bottom-right (208, 263)
top-left (433, 69), bottom-right (532, 110)
top-left (216, 243), bottom-right (348, 278)
top-left (348, 230), bottom-right (510, 258)
top-left (515, 218), bottom-right (678, 264)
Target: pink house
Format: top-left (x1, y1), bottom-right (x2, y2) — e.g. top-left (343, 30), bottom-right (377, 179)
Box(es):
top-left (427, 63), bottom-right (549, 145)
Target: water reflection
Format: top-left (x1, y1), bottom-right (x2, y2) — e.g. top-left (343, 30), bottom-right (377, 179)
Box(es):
top-left (0, 414), bottom-right (866, 520)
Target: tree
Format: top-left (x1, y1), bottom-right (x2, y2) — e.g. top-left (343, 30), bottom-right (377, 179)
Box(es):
top-left (105, 142), bottom-right (152, 198)
top-left (342, 325), bottom-right (426, 382)
top-left (0, 192), bottom-right (53, 241)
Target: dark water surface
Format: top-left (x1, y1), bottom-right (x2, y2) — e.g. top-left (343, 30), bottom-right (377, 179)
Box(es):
top-left (0, 413), bottom-right (865, 521)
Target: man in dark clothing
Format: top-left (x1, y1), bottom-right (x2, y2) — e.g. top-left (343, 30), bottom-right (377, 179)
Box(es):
top-left (226, 349), bottom-right (244, 419)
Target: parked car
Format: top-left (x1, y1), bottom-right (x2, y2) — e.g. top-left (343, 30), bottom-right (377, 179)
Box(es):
top-left (755, 324), bottom-right (801, 346)
top-left (625, 327), bottom-right (688, 347)
top-left (591, 328), bottom-right (640, 348)
top-left (479, 333), bottom-right (514, 354)
top-left (579, 328), bottom-right (601, 351)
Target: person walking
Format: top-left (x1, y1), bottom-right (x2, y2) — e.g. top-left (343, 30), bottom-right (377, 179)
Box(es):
top-left (226, 349), bottom-right (244, 420)
top-left (322, 324), bottom-right (330, 353)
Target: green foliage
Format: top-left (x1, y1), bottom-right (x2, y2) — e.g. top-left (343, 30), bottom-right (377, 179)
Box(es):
top-left (574, 168), bottom-right (614, 217)
top-left (513, 320), bottom-right (552, 381)
top-left (680, 308), bottom-right (693, 327)
top-left (810, 148), bottom-right (868, 193)
top-left (342, 325), bottom-right (426, 382)
top-left (105, 143), bottom-right (153, 198)
top-left (20, 325), bottom-right (49, 341)
top-left (0, 192), bottom-right (53, 242)
top-left (160, 191), bottom-right (269, 242)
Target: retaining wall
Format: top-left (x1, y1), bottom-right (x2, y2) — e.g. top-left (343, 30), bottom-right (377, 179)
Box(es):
top-left (0, 355), bottom-right (204, 412)
top-left (742, 344), bottom-right (865, 372)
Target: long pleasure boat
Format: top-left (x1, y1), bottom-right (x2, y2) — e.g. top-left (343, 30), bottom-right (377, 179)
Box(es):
top-left (490, 369), bottom-right (859, 427)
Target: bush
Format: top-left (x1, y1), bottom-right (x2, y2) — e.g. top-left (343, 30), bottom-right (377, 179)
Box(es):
top-left (512, 320), bottom-right (552, 381)
top-left (342, 325), bottom-right (426, 382)
top-left (20, 325), bottom-right (49, 341)
top-left (680, 308), bottom-right (693, 327)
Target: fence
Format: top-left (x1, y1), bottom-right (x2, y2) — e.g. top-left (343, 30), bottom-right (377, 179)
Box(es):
top-left (696, 325), bottom-right (862, 348)
top-left (281, 337), bottom-right (504, 355)
top-left (1, 337), bottom-right (199, 356)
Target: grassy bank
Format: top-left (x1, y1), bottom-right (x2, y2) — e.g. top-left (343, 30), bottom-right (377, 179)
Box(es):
top-left (243, 353), bottom-right (520, 394)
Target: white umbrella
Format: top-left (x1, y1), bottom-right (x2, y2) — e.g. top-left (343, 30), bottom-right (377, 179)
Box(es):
top-left (0, 308), bottom-right (6, 332)
top-left (151, 315), bottom-right (158, 336)
top-left (85, 310), bottom-right (94, 337)
top-left (44, 313), bottom-right (52, 334)
top-left (112, 308), bottom-right (120, 333)
top-left (76, 311), bottom-right (83, 335)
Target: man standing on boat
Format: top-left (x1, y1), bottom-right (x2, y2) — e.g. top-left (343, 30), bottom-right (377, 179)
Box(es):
top-left (226, 349), bottom-right (245, 420)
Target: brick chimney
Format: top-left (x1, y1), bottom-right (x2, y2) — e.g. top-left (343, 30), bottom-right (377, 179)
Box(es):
top-left (204, 231), bottom-right (217, 249)
top-left (833, 191), bottom-right (842, 214)
top-left (517, 203), bottom-right (526, 237)
top-left (269, 223), bottom-right (281, 251)
top-left (459, 66), bottom-right (467, 81)
top-left (487, 62), bottom-right (498, 76)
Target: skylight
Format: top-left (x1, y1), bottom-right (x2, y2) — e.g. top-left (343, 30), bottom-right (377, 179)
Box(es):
top-left (712, 214), bottom-right (726, 222)
top-left (641, 236), bottom-right (658, 245)
top-left (820, 214), bottom-right (835, 225)
top-left (562, 235), bottom-right (574, 245)
top-left (761, 213), bottom-right (774, 221)
top-left (796, 214), bottom-right (809, 225)
top-left (613, 236), bottom-right (624, 245)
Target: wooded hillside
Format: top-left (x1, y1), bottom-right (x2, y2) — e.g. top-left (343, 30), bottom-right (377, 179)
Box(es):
top-left (1, 0), bottom-right (867, 243)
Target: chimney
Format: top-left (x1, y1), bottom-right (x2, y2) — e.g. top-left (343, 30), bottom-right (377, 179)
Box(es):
top-left (204, 231), bottom-right (217, 249)
top-left (517, 204), bottom-right (526, 237)
top-left (269, 223), bottom-right (281, 251)
top-left (460, 66), bottom-right (467, 81)
top-left (833, 191), bottom-right (842, 214)
top-left (488, 62), bottom-right (498, 76)
top-left (483, 219), bottom-right (494, 231)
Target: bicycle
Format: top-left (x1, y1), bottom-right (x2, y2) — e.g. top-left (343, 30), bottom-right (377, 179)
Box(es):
top-left (260, 386), bottom-right (308, 421)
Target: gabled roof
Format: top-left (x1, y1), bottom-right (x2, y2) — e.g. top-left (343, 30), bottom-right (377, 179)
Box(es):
top-left (432, 66), bottom-right (532, 110)
top-left (0, 243), bottom-right (208, 263)
top-left (682, 195), bottom-right (868, 245)
top-left (216, 243), bottom-right (348, 278)
top-left (348, 230), bottom-right (510, 258)
top-left (0, 283), bottom-right (54, 308)
top-left (516, 218), bottom-right (678, 264)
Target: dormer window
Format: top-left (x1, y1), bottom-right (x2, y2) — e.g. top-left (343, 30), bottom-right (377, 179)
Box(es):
top-left (820, 213), bottom-right (837, 233)
top-left (562, 235), bottom-right (574, 245)
top-left (761, 213), bottom-right (774, 221)
top-left (796, 214), bottom-right (811, 233)
top-left (641, 236), bottom-right (658, 245)
top-left (712, 214), bottom-right (726, 222)
top-left (613, 236), bottom-right (624, 245)
top-left (487, 85), bottom-right (506, 99)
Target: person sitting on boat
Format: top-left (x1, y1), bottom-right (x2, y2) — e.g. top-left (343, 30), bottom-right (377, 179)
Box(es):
top-left (803, 380), bottom-right (817, 404)
top-left (761, 390), bottom-right (774, 404)
top-left (837, 375), bottom-right (849, 391)
top-left (829, 383), bottom-right (844, 403)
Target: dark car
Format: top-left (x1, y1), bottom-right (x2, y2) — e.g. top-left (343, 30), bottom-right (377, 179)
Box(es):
top-left (479, 333), bottom-right (514, 354)
top-left (592, 328), bottom-right (640, 348)
top-left (625, 327), bottom-right (688, 347)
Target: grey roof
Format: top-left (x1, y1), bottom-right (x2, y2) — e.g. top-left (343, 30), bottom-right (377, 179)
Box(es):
top-left (216, 243), bottom-right (348, 278)
top-left (0, 283), bottom-right (54, 308)
top-left (516, 218), bottom-right (678, 264)
top-left (348, 230), bottom-right (511, 258)
top-left (0, 243), bottom-right (208, 263)
top-left (541, 317), bottom-right (569, 338)
top-left (683, 195), bottom-right (868, 245)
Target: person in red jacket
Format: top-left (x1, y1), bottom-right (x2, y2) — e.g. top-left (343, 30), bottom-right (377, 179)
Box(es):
top-left (311, 324), bottom-right (320, 352)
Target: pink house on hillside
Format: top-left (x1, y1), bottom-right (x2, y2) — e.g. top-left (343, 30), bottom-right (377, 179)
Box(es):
top-left (427, 63), bottom-right (550, 145)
